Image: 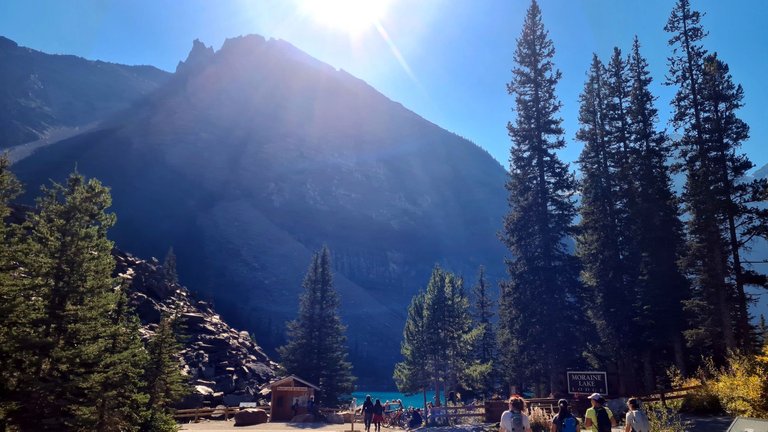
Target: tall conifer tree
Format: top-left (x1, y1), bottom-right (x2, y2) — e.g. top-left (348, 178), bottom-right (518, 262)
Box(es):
top-left (627, 37), bottom-right (690, 387)
top-left (142, 315), bottom-right (188, 432)
top-left (470, 266), bottom-right (495, 397)
top-left (0, 155), bottom-right (24, 425)
top-left (10, 172), bottom-right (149, 430)
top-left (576, 53), bottom-right (639, 394)
top-left (666, 0), bottom-right (767, 356)
top-left (499, 0), bottom-right (581, 395)
top-left (394, 291), bottom-right (430, 396)
top-left (278, 247), bottom-right (355, 406)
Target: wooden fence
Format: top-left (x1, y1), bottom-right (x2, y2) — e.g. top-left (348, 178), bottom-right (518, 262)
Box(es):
top-left (174, 405), bottom-right (261, 422)
top-left (173, 405), bottom-right (352, 423)
top-left (637, 385), bottom-right (703, 406)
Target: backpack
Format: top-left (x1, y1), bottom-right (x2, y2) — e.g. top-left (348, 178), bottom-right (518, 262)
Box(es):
top-left (510, 411), bottom-right (524, 432)
top-left (560, 415), bottom-right (577, 432)
top-left (629, 410), bottom-right (650, 432)
top-left (594, 407), bottom-right (611, 432)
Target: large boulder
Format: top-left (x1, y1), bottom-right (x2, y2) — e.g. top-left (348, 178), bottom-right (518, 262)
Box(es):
top-left (234, 408), bottom-right (269, 426)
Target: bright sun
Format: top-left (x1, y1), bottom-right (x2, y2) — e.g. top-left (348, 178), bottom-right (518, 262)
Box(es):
top-left (299, 0), bottom-right (391, 35)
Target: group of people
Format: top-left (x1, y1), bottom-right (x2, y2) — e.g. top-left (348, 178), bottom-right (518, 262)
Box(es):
top-left (361, 395), bottom-right (424, 431)
top-left (500, 393), bottom-right (649, 432)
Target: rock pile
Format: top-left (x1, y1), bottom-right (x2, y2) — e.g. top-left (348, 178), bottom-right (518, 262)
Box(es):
top-left (113, 250), bottom-right (278, 407)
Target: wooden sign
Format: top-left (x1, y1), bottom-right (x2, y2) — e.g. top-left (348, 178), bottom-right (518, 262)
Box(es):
top-left (566, 371), bottom-right (608, 394)
top-left (276, 386), bottom-right (311, 392)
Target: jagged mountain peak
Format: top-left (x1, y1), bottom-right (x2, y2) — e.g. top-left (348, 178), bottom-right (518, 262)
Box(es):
top-left (175, 38), bottom-right (215, 74)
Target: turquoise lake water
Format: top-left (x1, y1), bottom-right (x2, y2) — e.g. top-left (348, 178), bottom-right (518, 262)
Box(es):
top-left (351, 391), bottom-right (427, 409)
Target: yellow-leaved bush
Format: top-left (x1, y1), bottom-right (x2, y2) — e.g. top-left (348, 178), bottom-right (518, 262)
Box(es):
top-left (675, 343), bottom-right (768, 418)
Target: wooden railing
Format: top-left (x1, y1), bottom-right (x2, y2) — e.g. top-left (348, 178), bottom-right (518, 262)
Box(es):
top-left (173, 405), bottom-right (271, 422)
top-left (430, 404), bottom-right (485, 419)
top-left (637, 385), bottom-right (703, 406)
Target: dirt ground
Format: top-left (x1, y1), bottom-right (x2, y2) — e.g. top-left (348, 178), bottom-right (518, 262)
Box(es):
top-left (180, 421), bottom-right (359, 432)
top-left (180, 417), bottom-right (735, 432)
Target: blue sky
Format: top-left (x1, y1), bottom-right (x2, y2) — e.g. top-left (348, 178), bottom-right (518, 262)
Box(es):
top-left (1, 0), bottom-right (766, 170)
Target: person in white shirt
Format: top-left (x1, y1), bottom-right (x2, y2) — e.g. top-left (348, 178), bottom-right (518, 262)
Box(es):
top-left (624, 398), bottom-right (650, 432)
top-left (500, 396), bottom-right (532, 432)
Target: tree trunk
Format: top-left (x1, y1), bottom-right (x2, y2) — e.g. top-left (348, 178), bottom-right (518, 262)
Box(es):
top-left (641, 348), bottom-right (654, 393)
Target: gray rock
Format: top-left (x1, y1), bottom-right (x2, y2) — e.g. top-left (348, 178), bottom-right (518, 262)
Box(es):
top-left (234, 408), bottom-right (269, 426)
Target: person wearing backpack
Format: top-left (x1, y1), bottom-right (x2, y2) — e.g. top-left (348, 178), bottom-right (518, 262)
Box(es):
top-left (623, 398), bottom-right (650, 432)
top-left (500, 396), bottom-right (532, 432)
top-left (551, 399), bottom-right (579, 432)
top-left (584, 393), bottom-right (616, 432)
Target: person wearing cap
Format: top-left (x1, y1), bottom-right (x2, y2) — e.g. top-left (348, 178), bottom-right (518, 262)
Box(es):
top-left (584, 393), bottom-right (616, 432)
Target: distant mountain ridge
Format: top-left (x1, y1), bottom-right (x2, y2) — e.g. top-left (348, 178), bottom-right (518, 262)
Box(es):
top-left (0, 35), bottom-right (169, 149)
top-left (10, 34), bottom-right (509, 386)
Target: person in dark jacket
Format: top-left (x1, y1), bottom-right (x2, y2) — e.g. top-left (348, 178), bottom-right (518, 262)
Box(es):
top-left (362, 395), bottom-right (374, 432)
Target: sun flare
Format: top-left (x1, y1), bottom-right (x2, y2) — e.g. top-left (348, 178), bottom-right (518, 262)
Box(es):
top-left (299, 0), bottom-right (391, 35)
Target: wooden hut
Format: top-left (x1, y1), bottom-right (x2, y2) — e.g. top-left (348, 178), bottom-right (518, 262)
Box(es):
top-left (269, 375), bottom-right (320, 422)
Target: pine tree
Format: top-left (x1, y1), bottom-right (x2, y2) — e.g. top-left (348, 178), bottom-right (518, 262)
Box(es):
top-left (394, 291), bottom-right (430, 396)
top-left (398, 266), bottom-right (478, 405)
top-left (499, 0), bottom-right (581, 395)
top-left (163, 246), bottom-right (179, 285)
top-left (626, 36), bottom-right (690, 388)
top-left (9, 172), bottom-right (149, 430)
top-left (278, 247), bottom-right (355, 406)
top-left (142, 315), bottom-right (188, 432)
top-left (92, 286), bottom-right (150, 431)
top-left (666, 0), bottom-right (766, 356)
top-left (0, 154), bottom-right (24, 425)
top-left (699, 53), bottom-right (768, 350)
top-left (470, 266), bottom-right (495, 397)
top-left (576, 53), bottom-right (639, 394)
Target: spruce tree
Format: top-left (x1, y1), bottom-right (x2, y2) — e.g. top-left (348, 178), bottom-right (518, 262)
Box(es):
top-left (278, 247), bottom-right (355, 406)
top-left (0, 154), bottom-right (24, 425)
top-left (394, 291), bottom-right (430, 396)
top-left (470, 266), bottom-right (495, 397)
top-left (142, 315), bottom-right (188, 432)
top-left (699, 53), bottom-right (767, 350)
top-left (163, 246), bottom-right (179, 285)
top-left (499, 0), bottom-right (581, 395)
top-left (576, 53), bottom-right (639, 394)
top-left (401, 266), bottom-right (477, 404)
top-left (92, 286), bottom-right (150, 432)
top-left (666, 0), bottom-right (766, 356)
top-left (627, 36), bottom-right (690, 388)
top-left (666, 0), bottom-right (731, 358)
top-left (10, 172), bottom-right (148, 430)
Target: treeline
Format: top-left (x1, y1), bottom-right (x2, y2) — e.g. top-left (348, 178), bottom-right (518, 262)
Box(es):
top-left (395, 0), bottom-right (768, 398)
top-left (0, 158), bottom-right (187, 431)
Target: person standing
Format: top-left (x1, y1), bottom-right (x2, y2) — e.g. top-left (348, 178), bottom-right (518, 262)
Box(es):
top-left (624, 398), bottom-right (649, 432)
top-left (372, 399), bottom-right (384, 432)
top-left (584, 393), bottom-right (616, 432)
top-left (551, 399), bottom-right (579, 432)
top-left (500, 396), bottom-right (532, 432)
top-left (362, 395), bottom-right (374, 432)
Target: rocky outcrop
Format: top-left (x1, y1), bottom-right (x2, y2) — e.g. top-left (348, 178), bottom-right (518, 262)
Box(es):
top-left (113, 250), bottom-right (278, 407)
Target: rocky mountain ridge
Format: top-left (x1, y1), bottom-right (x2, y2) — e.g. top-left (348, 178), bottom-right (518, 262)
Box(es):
top-left (113, 249), bottom-right (278, 407)
top-left (0, 36), bottom-right (169, 149)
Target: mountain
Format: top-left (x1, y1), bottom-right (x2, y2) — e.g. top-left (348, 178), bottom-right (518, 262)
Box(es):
top-left (10, 35), bottom-right (509, 386)
top-left (0, 36), bottom-right (169, 149)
